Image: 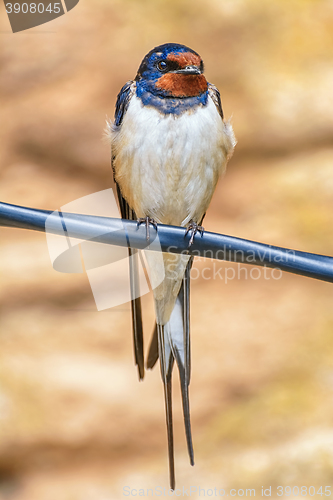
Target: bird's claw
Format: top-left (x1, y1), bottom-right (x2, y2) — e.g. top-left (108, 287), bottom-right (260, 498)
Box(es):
top-left (137, 216), bottom-right (158, 241)
top-left (185, 221), bottom-right (204, 248)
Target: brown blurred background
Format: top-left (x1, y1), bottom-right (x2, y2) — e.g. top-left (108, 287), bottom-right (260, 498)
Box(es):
top-left (1, 0), bottom-right (333, 498)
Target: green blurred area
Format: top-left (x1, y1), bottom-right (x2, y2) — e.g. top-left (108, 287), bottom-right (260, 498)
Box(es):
top-left (0, 0), bottom-right (333, 498)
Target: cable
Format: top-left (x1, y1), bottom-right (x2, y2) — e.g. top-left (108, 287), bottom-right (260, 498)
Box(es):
top-left (1, 200), bottom-right (332, 283)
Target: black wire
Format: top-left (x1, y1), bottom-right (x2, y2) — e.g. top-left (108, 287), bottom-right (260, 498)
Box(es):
top-left (1, 200), bottom-right (333, 283)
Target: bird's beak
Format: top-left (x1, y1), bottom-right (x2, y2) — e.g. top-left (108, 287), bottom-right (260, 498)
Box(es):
top-left (173, 65), bottom-right (202, 75)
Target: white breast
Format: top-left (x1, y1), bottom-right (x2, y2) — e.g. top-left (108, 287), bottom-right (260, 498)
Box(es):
top-left (110, 93), bottom-right (235, 227)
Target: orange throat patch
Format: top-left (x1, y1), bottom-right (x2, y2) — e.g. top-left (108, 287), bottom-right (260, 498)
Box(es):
top-left (155, 73), bottom-right (207, 98)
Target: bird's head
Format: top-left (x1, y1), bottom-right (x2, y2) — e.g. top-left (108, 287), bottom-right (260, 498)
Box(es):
top-left (135, 43), bottom-right (207, 99)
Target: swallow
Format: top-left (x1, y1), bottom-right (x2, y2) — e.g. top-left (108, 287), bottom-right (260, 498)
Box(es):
top-left (107, 42), bottom-right (236, 489)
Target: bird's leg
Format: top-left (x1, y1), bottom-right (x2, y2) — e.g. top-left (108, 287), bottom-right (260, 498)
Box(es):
top-left (185, 220), bottom-right (204, 248)
top-left (137, 216), bottom-right (158, 241)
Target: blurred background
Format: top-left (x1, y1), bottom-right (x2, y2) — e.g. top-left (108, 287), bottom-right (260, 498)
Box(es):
top-left (1, 0), bottom-right (333, 498)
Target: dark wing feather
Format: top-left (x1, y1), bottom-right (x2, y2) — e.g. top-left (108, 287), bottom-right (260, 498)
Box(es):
top-left (208, 83), bottom-right (224, 120)
top-left (112, 81), bottom-right (145, 380)
top-left (114, 80), bottom-right (135, 127)
top-left (147, 323), bottom-right (158, 369)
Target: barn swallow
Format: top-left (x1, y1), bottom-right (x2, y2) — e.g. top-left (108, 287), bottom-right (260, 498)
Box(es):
top-left (107, 43), bottom-right (236, 489)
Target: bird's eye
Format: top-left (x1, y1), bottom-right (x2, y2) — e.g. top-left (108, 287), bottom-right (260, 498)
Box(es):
top-left (157, 61), bottom-right (168, 71)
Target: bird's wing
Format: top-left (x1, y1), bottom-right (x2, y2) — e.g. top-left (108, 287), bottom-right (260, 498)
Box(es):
top-left (208, 83), bottom-right (224, 120)
top-left (147, 323), bottom-right (159, 369)
top-left (112, 81), bottom-right (145, 380)
top-left (114, 80), bottom-right (136, 128)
